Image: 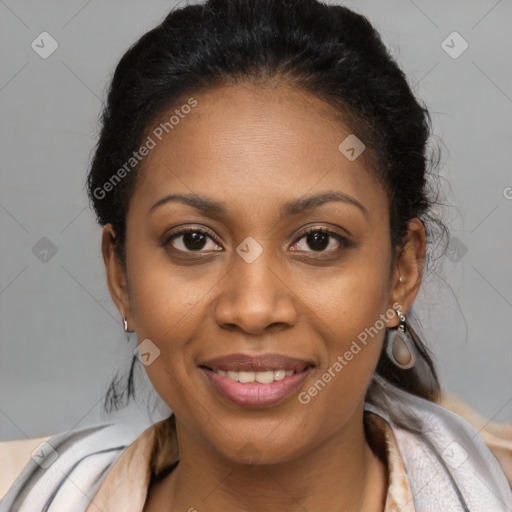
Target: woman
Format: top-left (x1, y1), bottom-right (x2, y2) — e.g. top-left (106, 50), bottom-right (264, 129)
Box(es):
top-left (1, 0), bottom-right (511, 510)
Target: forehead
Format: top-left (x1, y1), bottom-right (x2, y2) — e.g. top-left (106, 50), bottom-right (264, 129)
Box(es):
top-left (130, 82), bottom-right (387, 222)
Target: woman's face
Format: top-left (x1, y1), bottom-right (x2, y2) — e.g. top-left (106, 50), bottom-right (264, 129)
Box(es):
top-left (103, 82), bottom-right (424, 464)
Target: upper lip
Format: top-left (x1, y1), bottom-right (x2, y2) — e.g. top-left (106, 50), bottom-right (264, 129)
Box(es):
top-left (200, 353), bottom-right (314, 373)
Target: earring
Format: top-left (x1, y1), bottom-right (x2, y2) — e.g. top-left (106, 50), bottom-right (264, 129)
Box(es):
top-left (386, 307), bottom-right (415, 369)
top-left (123, 316), bottom-right (129, 333)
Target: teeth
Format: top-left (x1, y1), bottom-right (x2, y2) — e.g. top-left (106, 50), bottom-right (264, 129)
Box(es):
top-left (273, 369), bottom-right (286, 381)
top-left (214, 368), bottom-right (297, 383)
top-left (238, 371), bottom-right (255, 383)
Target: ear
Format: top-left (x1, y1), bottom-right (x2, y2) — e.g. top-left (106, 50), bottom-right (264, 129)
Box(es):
top-left (101, 224), bottom-right (133, 330)
top-left (385, 218), bottom-right (426, 328)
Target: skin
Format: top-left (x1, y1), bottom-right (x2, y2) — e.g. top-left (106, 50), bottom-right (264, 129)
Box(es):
top-left (102, 82), bottom-right (426, 511)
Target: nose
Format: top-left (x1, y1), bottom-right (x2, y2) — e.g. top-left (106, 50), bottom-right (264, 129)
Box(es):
top-left (213, 247), bottom-right (299, 336)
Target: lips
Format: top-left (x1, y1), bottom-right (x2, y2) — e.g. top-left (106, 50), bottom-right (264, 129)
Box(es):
top-left (199, 353), bottom-right (313, 373)
top-left (199, 353), bottom-right (314, 408)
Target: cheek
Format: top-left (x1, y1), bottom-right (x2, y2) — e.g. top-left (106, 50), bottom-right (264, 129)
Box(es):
top-left (293, 273), bottom-right (389, 442)
top-left (126, 236), bottom-right (216, 340)
top-left (326, 267), bottom-right (390, 355)
top-left (124, 246), bottom-right (211, 403)
top-left (298, 248), bottom-right (391, 355)
top-left (296, 242), bottom-right (391, 402)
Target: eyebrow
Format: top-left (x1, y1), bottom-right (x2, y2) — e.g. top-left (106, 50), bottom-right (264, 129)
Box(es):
top-left (149, 191), bottom-right (367, 218)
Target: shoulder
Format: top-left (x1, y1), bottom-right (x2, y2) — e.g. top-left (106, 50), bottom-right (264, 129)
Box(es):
top-left (439, 390), bottom-right (512, 487)
top-left (0, 435), bottom-right (52, 501)
top-left (0, 417), bottom-right (152, 511)
top-left (366, 378), bottom-right (512, 511)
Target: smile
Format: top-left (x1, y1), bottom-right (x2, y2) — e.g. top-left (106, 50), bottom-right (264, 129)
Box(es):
top-left (201, 366), bottom-right (313, 408)
top-left (214, 368), bottom-right (295, 384)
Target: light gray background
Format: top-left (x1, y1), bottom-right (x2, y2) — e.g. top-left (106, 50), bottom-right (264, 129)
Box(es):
top-left (1, 0), bottom-right (511, 442)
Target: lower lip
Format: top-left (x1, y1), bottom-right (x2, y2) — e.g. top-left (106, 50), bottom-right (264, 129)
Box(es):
top-left (201, 367), bottom-right (312, 408)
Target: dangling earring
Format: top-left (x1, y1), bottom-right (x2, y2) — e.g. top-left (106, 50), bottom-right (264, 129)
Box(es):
top-left (386, 306), bottom-right (416, 369)
top-left (123, 316), bottom-right (129, 333)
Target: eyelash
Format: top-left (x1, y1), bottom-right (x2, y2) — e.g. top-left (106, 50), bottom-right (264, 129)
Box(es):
top-left (163, 225), bottom-right (352, 258)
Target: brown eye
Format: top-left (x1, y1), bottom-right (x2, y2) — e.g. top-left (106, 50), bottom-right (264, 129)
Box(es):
top-left (165, 228), bottom-right (222, 253)
top-left (290, 228), bottom-right (349, 253)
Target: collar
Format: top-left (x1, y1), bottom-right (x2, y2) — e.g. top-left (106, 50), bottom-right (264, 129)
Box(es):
top-left (85, 411), bottom-right (414, 512)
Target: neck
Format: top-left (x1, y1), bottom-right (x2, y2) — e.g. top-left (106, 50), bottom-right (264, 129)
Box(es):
top-left (149, 406), bottom-right (388, 512)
